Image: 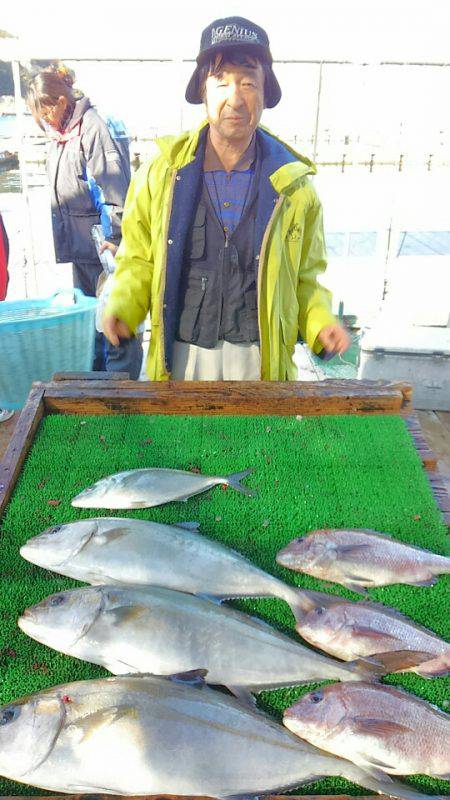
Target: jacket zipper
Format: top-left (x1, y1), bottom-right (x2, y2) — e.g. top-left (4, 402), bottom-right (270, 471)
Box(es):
top-left (257, 194), bottom-right (285, 377)
top-left (159, 170), bottom-right (178, 378)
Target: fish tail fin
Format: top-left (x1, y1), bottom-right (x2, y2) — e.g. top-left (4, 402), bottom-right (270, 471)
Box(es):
top-left (284, 587), bottom-right (321, 622)
top-left (369, 649), bottom-right (437, 675)
top-left (415, 652), bottom-right (450, 678)
top-left (341, 762), bottom-right (442, 800)
top-left (225, 469), bottom-right (257, 497)
top-left (347, 649), bottom-right (435, 681)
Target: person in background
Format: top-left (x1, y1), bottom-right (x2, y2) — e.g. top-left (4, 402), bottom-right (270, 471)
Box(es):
top-left (27, 64), bottom-right (143, 378)
top-left (103, 16), bottom-right (349, 381)
top-left (0, 211), bottom-right (14, 422)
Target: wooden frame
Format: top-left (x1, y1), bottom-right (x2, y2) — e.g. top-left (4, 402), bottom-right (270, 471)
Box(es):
top-left (0, 377), bottom-right (448, 800)
top-left (0, 377), bottom-right (415, 516)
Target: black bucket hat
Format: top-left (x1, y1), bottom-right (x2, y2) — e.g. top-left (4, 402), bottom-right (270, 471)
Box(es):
top-left (185, 16), bottom-right (282, 109)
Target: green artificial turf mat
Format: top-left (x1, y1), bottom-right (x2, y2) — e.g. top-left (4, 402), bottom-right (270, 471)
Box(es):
top-left (0, 413), bottom-right (448, 796)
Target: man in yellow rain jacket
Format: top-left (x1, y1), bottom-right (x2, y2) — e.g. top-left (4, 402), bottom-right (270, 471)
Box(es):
top-left (104, 16), bottom-right (349, 381)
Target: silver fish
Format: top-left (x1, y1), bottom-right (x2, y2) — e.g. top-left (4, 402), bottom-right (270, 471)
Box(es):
top-left (276, 528), bottom-right (450, 592)
top-left (19, 518), bottom-right (312, 625)
top-left (71, 467), bottom-right (256, 509)
top-left (0, 674), bottom-right (436, 799)
top-left (295, 589), bottom-right (450, 678)
top-left (18, 585), bottom-right (399, 694)
top-left (284, 682), bottom-right (450, 779)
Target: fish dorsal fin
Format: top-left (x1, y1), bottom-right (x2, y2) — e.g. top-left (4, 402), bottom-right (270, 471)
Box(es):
top-left (350, 715), bottom-right (413, 737)
top-left (357, 599), bottom-right (445, 639)
top-left (168, 669), bottom-right (208, 687)
top-left (176, 521), bottom-right (201, 531)
top-left (352, 528), bottom-right (447, 558)
top-left (197, 593), bottom-right (223, 605)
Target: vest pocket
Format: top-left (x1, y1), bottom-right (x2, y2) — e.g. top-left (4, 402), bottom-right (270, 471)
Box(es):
top-left (177, 274), bottom-right (209, 343)
top-left (190, 205), bottom-right (206, 260)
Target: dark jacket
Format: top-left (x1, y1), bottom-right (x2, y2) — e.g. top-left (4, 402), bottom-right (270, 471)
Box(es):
top-left (47, 97), bottom-right (130, 263)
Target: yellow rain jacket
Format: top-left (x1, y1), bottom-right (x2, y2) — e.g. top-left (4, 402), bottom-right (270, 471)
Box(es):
top-left (105, 121), bottom-right (336, 380)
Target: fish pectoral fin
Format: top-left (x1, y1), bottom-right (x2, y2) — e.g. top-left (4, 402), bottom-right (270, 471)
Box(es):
top-left (350, 715), bottom-right (413, 738)
top-left (343, 580), bottom-right (369, 595)
top-left (95, 527), bottom-right (129, 544)
top-left (410, 577), bottom-right (438, 587)
top-left (335, 544), bottom-right (372, 558)
top-left (66, 706), bottom-right (137, 742)
top-left (168, 668), bottom-right (208, 687)
top-left (105, 604), bottom-right (149, 626)
top-left (226, 685), bottom-right (257, 708)
top-left (176, 521), bottom-right (201, 531)
top-left (351, 626), bottom-right (400, 641)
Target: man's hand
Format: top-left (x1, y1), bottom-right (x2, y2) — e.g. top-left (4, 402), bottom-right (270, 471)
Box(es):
top-left (103, 315), bottom-right (131, 346)
top-left (99, 242), bottom-right (118, 257)
top-left (317, 323), bottom-right (351, 356)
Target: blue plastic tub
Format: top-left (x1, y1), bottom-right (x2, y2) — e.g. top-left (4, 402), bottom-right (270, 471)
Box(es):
top-left (0, 290), bottom-right (97, 409)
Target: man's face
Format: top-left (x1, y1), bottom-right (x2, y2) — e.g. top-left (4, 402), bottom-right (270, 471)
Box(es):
top-left (204, 60), bottom-right (265, 143)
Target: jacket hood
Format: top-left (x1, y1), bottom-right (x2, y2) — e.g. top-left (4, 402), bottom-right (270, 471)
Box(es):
top-left (155, 121), bottom-right (316, 193)
top-left (66, 96), bottom-right (93, 132)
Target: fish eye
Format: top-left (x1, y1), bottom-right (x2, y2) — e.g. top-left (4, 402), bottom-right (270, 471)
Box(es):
top-left (0, 707), bottom-right (17, 726)
top-left (315, 607), bottom-right (325, 616)
top-left (49, 595), bottom-right (65, 607)
top-left (310, 691), bottom-right (323, 704)
top-left (49, 526), bottom-right (62, 534)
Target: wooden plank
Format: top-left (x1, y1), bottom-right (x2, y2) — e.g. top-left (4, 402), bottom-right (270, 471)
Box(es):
top-left (405, 413), bottom-right (438, 470)
top-left (52, 371), bottom-right (130, 381)
top-left (0, 795), bottom-right (427, 800)
top-left (42, 379), bottom-right (413, 416)
top-left (0, 411), bottom-right (17, 462)
top-left (0, 384), bottom-right (45, 516)
top-left (417, 411), bottom-right (450, 486)
top-left (405, 413), bottom-right (450, 526)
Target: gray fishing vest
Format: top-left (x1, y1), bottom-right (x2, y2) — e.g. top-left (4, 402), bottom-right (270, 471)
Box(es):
top-left (176, 169), bottom-right (260, 349)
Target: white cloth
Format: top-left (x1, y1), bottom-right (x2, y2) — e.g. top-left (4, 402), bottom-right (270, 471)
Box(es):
top-left (171, 340), bottom-right (261, 380)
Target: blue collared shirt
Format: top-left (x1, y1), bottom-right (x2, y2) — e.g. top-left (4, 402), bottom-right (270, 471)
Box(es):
top-left (203, 134), bottom-right (256, 236)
